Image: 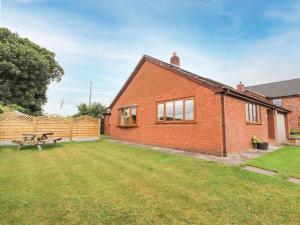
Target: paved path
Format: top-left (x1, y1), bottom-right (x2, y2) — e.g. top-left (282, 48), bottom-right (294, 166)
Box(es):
top-left (243, 166), bottom-right (277, 176)
top-left (287, 177), bottom-right (300, 185)
top-left (108, 139), bottom-right (280, 166)
top-left (243, 166), bottom-right (300, 185)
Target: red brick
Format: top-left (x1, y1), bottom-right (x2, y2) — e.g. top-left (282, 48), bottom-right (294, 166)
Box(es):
top-left (105, 59), bottom-right (286, 156)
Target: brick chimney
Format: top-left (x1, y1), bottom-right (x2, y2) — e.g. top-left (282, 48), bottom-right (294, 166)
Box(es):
top-left (170, 52), bottom-right (180, 67)
top-left (236, 82), bottom-right (245, 92)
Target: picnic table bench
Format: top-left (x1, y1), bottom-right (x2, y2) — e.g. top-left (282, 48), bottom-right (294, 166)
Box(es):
top-left (12, 132), bottom-right (62, 150)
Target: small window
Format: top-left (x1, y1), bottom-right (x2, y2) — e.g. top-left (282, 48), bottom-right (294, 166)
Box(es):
top-left (118, 106), bottom-right (138, 127)
top-left (245, 103), bottom-right (261, 123)
top-left (131, 107), bottom-right (137, 125)
top-left (157, 97), bottom-right (195, 122)
top-left (185, 99), bottom-right (194, 120)
top-left (252, 104), bottom-right (257, 122)
top-left (249, 103), bottom-right (253, 122)
top-left (118, 109), bottom-right (125, 125)
top-left (166, 101), bottom-right (174, 121)
top-left (273, 99), bottom-right (283, 107)
top-left (124, 108), bottom-right (130, 125)
top-left (174, 100), bottom-right (183, 120)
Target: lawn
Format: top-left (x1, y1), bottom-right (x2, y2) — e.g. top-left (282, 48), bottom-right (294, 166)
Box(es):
top-left (246, 145), bottom-right (300, 178)
top-left (0, 140), bottom-right (299, 225)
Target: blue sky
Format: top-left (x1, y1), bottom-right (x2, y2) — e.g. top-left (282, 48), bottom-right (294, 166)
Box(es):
top-left (1, 0), bottom-right (300, 115)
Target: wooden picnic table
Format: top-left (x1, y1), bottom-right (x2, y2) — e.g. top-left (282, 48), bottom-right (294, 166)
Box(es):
top-left (12, 132), bottom-right (62, 150)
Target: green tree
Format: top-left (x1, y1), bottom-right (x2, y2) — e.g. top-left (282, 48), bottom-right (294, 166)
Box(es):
top-left (0, 28), bottom-right (64, 115)
top-left (0, 101), bottom-right (27, 114)
top-left (74, 102), bottom-right (107, 118)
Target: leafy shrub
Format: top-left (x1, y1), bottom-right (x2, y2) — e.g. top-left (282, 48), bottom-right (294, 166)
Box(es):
top-left (0, 101), bottom-right (27, 114)
top-left (290, 128), bottom-right (300, 135)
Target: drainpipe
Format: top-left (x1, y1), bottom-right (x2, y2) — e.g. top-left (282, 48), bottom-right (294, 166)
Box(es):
top-left (221, 93), bottom-right (227, 157)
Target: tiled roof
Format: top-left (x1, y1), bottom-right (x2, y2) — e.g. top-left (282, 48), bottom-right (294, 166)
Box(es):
top-left (109, 55), bottom-right (290, 113)
top-left (247, 78), bottom-right (300, 98)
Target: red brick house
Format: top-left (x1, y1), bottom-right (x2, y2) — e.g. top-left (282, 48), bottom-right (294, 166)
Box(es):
top-left (247, 78), bottom-right (300, 132)
top-left (104, 54), bottom-right (290, 156)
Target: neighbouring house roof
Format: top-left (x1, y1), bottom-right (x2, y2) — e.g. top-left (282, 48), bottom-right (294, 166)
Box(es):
top-left (246, 78), bottom-right (300, 98)
top-left (109, 55), bottom-right (290, 113)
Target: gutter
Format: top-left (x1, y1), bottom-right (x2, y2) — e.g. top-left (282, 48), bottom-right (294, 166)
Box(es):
top-left (222, 88), bottom-right (290, 113)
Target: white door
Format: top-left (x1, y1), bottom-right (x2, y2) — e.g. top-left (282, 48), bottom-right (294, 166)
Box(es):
top-left (277, 113), bottom-right (286, 143)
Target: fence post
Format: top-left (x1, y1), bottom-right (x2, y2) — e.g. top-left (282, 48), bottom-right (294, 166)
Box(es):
top-left (69, 119), bottom-right (74, 142)
top-left (33, 117), bottom-right (37, 132)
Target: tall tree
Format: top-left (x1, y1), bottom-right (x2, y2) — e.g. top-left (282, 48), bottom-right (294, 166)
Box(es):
top-left (0, 28), bottom-right (64, 115)
top-left (74, 102), bottom-right (107, 118)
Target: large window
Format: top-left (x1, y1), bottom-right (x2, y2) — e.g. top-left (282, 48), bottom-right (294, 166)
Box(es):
top-left (245, 103), bottom-right (261, 123)
top-left (157, 98), bottom-right (194, 122)
top-left (118, 106), bottom-right (137, 126)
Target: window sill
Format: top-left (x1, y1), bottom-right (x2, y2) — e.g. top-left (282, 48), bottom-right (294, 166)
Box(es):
top-left (156, 120), bottom-right (197, 124)
top-left (246, 122), bottom-right (262, 125)
top-left (117, 125), bottom-right (138, 128)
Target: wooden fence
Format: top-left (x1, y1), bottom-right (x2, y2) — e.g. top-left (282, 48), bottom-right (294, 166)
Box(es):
top-left (0, 112), bottom-right (100, 142)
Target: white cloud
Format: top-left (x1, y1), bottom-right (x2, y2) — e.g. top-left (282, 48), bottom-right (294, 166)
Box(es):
top-left (11, 0), bottom-right (44, 4)
top-left (3, 0), bottom-right (300, 115)
top-left (264, 3), bottom-right (300, 22)
top-left (211, 30), bottom-right (300, 86)
top-left (2, 8), bottom-right (89, 57)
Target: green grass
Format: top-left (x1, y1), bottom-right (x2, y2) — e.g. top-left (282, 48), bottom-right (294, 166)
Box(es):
top-left (246, 145), bottom-right (300, 179)
top-left (0, 140), bottom-right (299, 225)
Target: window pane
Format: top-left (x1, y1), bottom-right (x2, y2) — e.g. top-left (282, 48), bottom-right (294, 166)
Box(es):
top-left (249, 104), bottom-right (253, 122)
top-left (131, 107), bottom-right (137, 124)
top-left (245, 104), bottom-right (249, 121)
top-left (174, 100), bottom-right (183, 120)
top-left (257, 106), bottom-right (261, 122)
top-left (118, 110), bottom-right (121, 125)
top-left (124, 108), bottom-right (130, 125)
top-left (157, 103), bottom-right (164, 121)
top-left (185, 99), bottom-right (194, 120)
top-left (253, 104), bottom-right (257, 122)
top-left (166, 101), bottom-right (174, 121)
top-left (119, 109), bottom-right (125, 125)
top-left (273, 99), bottom-right (282, 107)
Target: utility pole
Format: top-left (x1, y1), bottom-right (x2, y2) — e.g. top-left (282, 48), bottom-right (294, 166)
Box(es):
top-left (89, 81), bottom-right (92, 107)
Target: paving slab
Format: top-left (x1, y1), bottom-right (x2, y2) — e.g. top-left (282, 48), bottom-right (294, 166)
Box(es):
top-left (243, 166), bottom-right (277, 176)
top-left (288, 177), bottom-right (300, 185)
top-left (108, 139), bottom-right (281, 166)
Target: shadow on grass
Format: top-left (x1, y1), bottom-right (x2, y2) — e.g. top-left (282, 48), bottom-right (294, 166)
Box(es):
top-left (16, 143), bottom-right (64, 151)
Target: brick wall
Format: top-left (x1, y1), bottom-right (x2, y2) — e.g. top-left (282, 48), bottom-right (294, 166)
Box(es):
top-left (224, 96), bottom-right (271, 153)
top-left (110, 61), bottom-right (224, 155)
top-left (109, 60), bottom-right (283, 155)
top-left (282, 96), bottom-right (300, 130)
